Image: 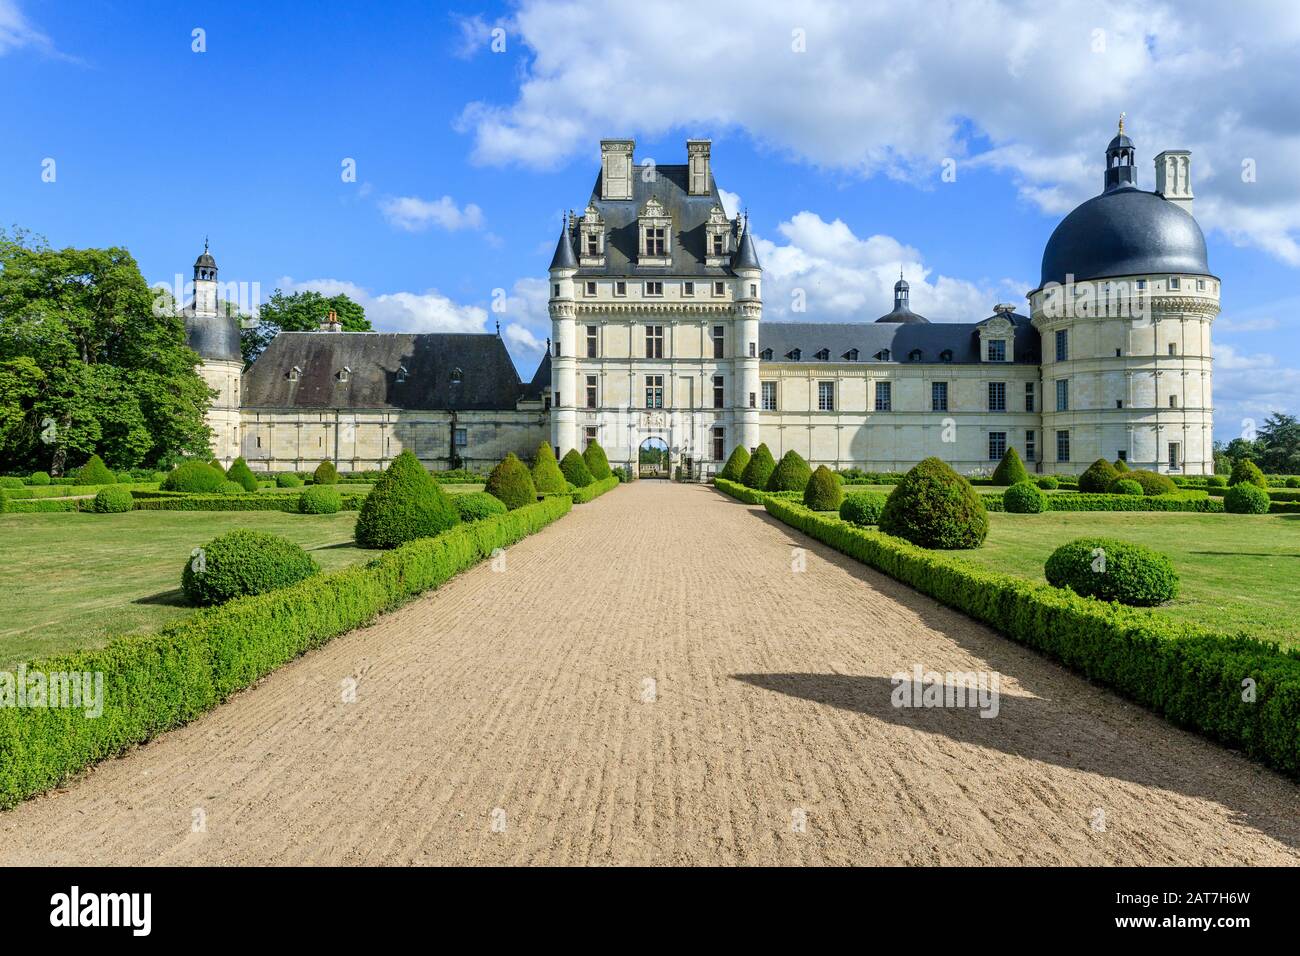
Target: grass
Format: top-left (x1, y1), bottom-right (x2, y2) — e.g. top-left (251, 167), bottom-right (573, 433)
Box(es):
top-left (0, 510), bottom-right (382, 666)
top-left (959, 511), bottom-right (1300, 649)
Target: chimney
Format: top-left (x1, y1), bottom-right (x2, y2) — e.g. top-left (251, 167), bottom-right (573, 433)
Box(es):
top-left (993, 303), bottom-right (1017, 315)
top-left (1154, 150), bottom-right (1193, 216)
top-left (600, 139), bottom-right (634, 200)
top-left (320, 309), bottom-right (342, 332)
top-left (687, 139), bottom-right (712, 195)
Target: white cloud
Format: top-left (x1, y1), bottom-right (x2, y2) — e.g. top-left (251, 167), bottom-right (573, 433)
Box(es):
top-left (451, 13), bottom-right (509, 59)
top-left (0, 0), bottom-right (66, 58)
top-left (379, 195), bottom-right (485, 232)
top-left (1211, 342), bottom-right (1300, 439)
top-left (274, 276), bottom-right (487, 334)
top-left (718, 188), bottom-right (742, 218)
top-left (459, 0), bottom-right (1300, 264)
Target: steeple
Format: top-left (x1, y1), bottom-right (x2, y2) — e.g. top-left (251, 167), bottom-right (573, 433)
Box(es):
top-left (548, 218), bottom-right (577, 271)
top-left (1104, 114), bottom-right (1137, 191)
top-left (893, 271), bottom-right (909, 309)
top-left (192, 238), bottom-right (219, 316)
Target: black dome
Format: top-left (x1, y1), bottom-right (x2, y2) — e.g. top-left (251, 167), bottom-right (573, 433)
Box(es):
top-left (1038, 187), bottom-right (1210, 288)
top-left (185, 314), bottom-right (242, 363)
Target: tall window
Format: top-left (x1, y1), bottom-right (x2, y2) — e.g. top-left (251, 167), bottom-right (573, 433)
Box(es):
top-left (1025, 381), bottom-right (1035, 412)
top-left (712, 427), bottom-right (725, 461)
top-left (761, 381), bottom-right (777, 411)
top-left (713, 281), bottom-right (725, 296)
top-left (645, 280), bottom-right (663, 296)
top-left (708, 233), bottom-right (725, 256)
top-left (585, 234), bottom-right (599, 256)
top-left (987, 340), bottom-right (1006, 362)
top-left (645, 375), bottom-right (664, 408)
top-left (1168, 342), bottom-right (1178, 356)
top-left (874, 381), bottom-right (891, 412)
top-left (1056, 378), bottom-right (1069, 412)
top-left (712, 325), bottom-right (725, 359)
top-left (683, 281), bottom-right (695, 296)
top-left (1055, 329), bottom-right (1069, 362)
top-left (988, 381), bottom-right (1006, 412)
top-left (645, 226), bottom-right (666, 256)
top-left (1025, 430), bottom-right (1037, 462)
top-left (713, 375), bottom-right (725, 409)
top-left (1056, 429), bottom-right (1070, 463)
top-left (931, 381), bottom-right (948, 412)
top-left (646, 325), bottom-right (664, 358)
top-left (454, 427), bottom-right (468, 449)
top-left (1169, 394), bottom-right (1179, 408)
top-left (586, 325), bottom-right (598, 358)
top-left (988, 431), bottom-right (1007, 461)
top-left (585, 375), bottom-right (597, 409)
top-left (748, 341), bottom-right (756, 358)
top-left (584, 426), bottom-right (597, 449)
top-left (1168, 441), bottom-right (1181, 470)
top-left (819, 381), bottom-right (837, 411)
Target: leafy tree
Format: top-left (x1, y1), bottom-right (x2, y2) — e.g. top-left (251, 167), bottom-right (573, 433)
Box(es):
top-left (1258, 413), bottom-right (1300, 475)
top-left (243, 288), bottom-right (370, 364)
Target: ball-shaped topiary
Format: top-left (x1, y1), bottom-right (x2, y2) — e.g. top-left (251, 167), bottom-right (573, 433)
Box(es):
top-left (1044, 537), bottom-right (1179, 606)
top-left (92, 485), bottom-right (134, 513)
top-left (226, 457), bottom-right (259, 492)
top-left (1003, 480), bottom-right (1046, 514)
top-left (1109, 477), bottom-right (1144, 496)
top-left (27, 471), bottom-right (51, 486)
top-left (560, 449), bottom-right (595, 487)
top-left (1078, 458), bottom-right (1120, 494)
top-left (717, 445), bottom-right (750, 483)
top-left (767, 450), bottom-right (813, 492)
top-left (313, 460), bottom-right (340, 485)
top-left (485, 453), bottom-right (539, 510)
top-left (298, 485), bottom-right (342, 514)
top-left (582, 440), bottom-right (613, 481)
top-left (276, 472), bottom-right (304, 488)
top-left (803, 465), bottom-right (844, 511)
top-left (355, 450), bottom-right (461, 548)
top-left (219, 480), bottom-right (245, 495)
top-left (452, 490), bottom-right (509, 522)
top-left (740, 443), bottom-right (776, 490)
top-left (181, 529), bottom-right (319, 606)
top-left (1126, 469), bottom-right (1177, 496)
top-left (1229, 459), bottom-right (1267, 489)
top-left (1206, 474), bottom-right (1227, 488)
top-left (1036, 475), bottom-right (1059, 490)
top-left (530, 442), bottom-right (568, 494)
top-left (162, 461), bottom-right (228, 494)
top-left (75, 454), bottom-right (116, 485)
top-left (1224, 483), bottom-right (1270, 514)
top-left (1112, 458), bottom-right (1130, 473)
top-left (990, 447), bottom-right (1029, 486)
top-left (1286, 476), bottom-right (1300, 488)
top-left (839, 492), bottom-right (887, 526)
top-left (879, 457), bottom-right (988, 549)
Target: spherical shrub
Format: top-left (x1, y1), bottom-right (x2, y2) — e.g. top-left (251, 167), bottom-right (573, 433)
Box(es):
top-left (839, 492), bottom-right (887, 526)
top-left (767, 450), bottom-right (812, 492)
top-left (1224, 483), bottom-right (1270, 514)
top-left (1078, 458), bottom-right (1119, 494)
top-left (803, 465), bottom-right (844, 511)
top-left (991, 447), bottom-right (1029, 486)
top-left (718, 445), bottom-right (750, 483)
top-left (226, 456), bottom-right (259, 492)
top-left (298, 485), bottom-right (342, 514)
top-left (560, 449), bottom-right (594, 487)
top-left (485, 453), bottom-right (538, 511)
top-left (313, 460), bottom-right (339, 485)
top-left (452, 490), bottom-right (508, 522)
top-left (276, 472), bottom-right (304, 488)
top-left (1286, 476), bottom-right (1300, 488)
top-left (583, 440), bottom-right (613, 481)
top-left (1206, 474), bottom-right (1227, 488)
top-left (1229, 459), bottom-right (1267, 489)
top-left (1036, 475), bottom-right (1059, 489)
top-left (162, 460), bottom-right (228, 493)
top-left (530, 442), bottom-right (568, 494)
top-left (1044, 537), bottom-right (1178, 606)
top-left (1112, 458), bottom-right (1130, 473)
top-left (1003, 480), bottom-right (1046, 514)
top-left (92, 485), bottom-right (134, 513)
top-left (879, 457), bottom-right (988, 549)
top-left (181, 529), bottom-right (319, 606)
top-left (27, 471), bottom-right (50, 486)
top-left (218, 480), bottom-right (244, 495)
top-left (355, 450), bottom-right (461, 548)
top-left (1109, 478), bottom-right (1144, 496)
top-left (75, 454), bottom-right (116, 485)
top-left (740, 443), bottom-right (776, 489)
top-left (1127, 469), bottom-right (1177, 496)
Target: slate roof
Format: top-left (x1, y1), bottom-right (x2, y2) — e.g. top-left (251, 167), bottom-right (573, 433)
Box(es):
top-left (733, 227), bottom-right (761, 271)
top-left (242, 332), bottom-right (527, 410)
top-left (521, 351), bottom-right (551, 402)
top-left (548, 224), bottom-right (577, 270)
top-left (185, 312), bottom-right (242, 363)
top-left (759, 312), bottom-right (1039, 365)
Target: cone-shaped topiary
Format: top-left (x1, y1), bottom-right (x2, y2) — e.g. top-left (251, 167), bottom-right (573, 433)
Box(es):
top-left (1224, 483), bottom-right (1270, 514)
top-left (313, 460), bottom-right (339, 485)
top-left (560, 448), bottom-right (594, 487)
top-left (226, 456), bottom-right (258, 492)
top-left (767, 449), bottom-right (813, 492)
top-left (740, 443), bottom-right (776, 489)
top-left (803, 465), bottom-right (844, 511)
top-left (162, 460), bottom-right (227, 493)
top-left (181, 529), bottom-right (319, 606)
top-left (355, 450), bottom-right (460, 548)
top-left (583, 440), bottom-right (613, 481)
top-left (486, 453), bottom-right (538, 510)
top-left (530, 442), bottom-right (568, 494)
top-left (1112, 458), bottom-right (1130, 473)
top-left (1003, 479), bottom-right (1046, 513)
top-left (1229, 458), bottom-right (1268, 489)
top-left (717, 445), bottom-right (750, 483)
top-left (75, 454), bottom-right (115, 485)
top-left (879, 457), bottom-right (988, 549)
top-left (1078, 457), bottom-right (1119, 494)
top-left (990, 447), bottom-right (1029, 486)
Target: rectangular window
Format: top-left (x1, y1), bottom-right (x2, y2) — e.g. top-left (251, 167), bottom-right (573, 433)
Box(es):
top-left (1056, 429), bottom-right (1070, 463)
top-left (645, 226), bottom-right (666, 256)
top-left (712, 325), bottom-right (725, 359)
top-left (708, 233), bottom-right (724, 256)
top-left (988, 381), bottom-right (1006, 412)
top-left (1169, 394), bottom-right (1179, 408)
top-left (1117, 449), bottom-right (1127, 462)
top-left (1196, 279), bottom-right (1206, 291)
top-left (683, 281), bottom-right (695, 296)
top-left (584, 281), bottom-right (597, 297)
top-left (931, 381), bottom-right (948, 412)
top-left (1168, 277), bottom-right (1180, 290)
top-left (585, 234), bottom-right (599, 256)
top-left (1025, 430), bottom-right (1036, 462)
top-left (552, 283), bottom-right (559, 297)
top-left (748, 341), bottom-right (756, 358)
top-left (713, 375), bottom-right (725, 409)
top-left (585, 375), bottom-right (597, 409)
top-left (645, 375), bottom-right (664, 409)
top-left (645, 325), bottom-right (664, 359)
top-left (820, 381), bottom-right (837, 412)
top-left (874, 381), bottom-right (891, 412)
top-left (1116, 399), bottom-right (1124, 409)
top-left (748, 391), bottom-right (756, 409)
top-left (645, 280), bottom-right (663, 296)
top-left (712, 427), bottom-right (725, 461)
top-left (987, 340), bottom-right (1006, 362)
top-left (585, 325), bottom-right (598, 358)
top-left (1055, 329), bottom-right (1068, 362)
top-left (1136, 279), bottom-right (1147, 290)
top-left (749, 283), bottom-right (757, 297)
top-left (554, 340), bottom-right (561, 357)
top-left (554, 390), bottom-right (560, 407)
top-left (1056, 378), bottom-right (1069, 412)
top-left (1025, 381), bottom-right (1035, 412)
top-left (988, 431), bottom-right (1007, 461)
top-left (713, 281), bottom-right (725, 296)
top-left (583, 426), bottom-right (597, 449)
top-left (1168, 342), bottom-right (1177, 356)
top-left (615, 281), bottom-right (627, 296)
top-left (761, 381), bottom-right (777, 411)
top-left (454, 427), bottom-right (467, 448)
top-left (1169, 442), bottom-right (1181, 470)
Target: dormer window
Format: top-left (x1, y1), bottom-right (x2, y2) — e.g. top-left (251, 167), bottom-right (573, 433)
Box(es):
top-left (843, 349), bottom-right (859, 362)
top-left (704, 204), bottom-right (731, 264)
top-left (337, 366), bottom-right (351, 383)
top-left (637, 197), bottom-right (671, 264)
top-left (815, 348), bottom-right (830, 361)
top-left (396, 365), bottom-right (409, 384)
top-left (579, 202), bottom-right (606, 265)
top-left (874, 349), bottom-right (891, 362)
top-left (909, 349), bottom-right (922, 362)
top-left (288, 366), bottom-right (301, 382)
top-left (450, 367), bottom-right (463, 385)
top-left (786, 348), bottom-right (801, 361)
top-left (760, 348), bottom-right (773, 360)
top-left (940, 349), bottom-right (953, 363)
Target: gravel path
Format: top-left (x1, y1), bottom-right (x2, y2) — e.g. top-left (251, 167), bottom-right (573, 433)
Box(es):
top-left (2, 481), bottom-right (1296, 865)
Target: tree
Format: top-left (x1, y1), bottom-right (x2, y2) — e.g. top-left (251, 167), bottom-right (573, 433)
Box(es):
top-left (243, 288), bottom-right (370, 364)
top-left (1258, 413), bottom-right (1300, 475)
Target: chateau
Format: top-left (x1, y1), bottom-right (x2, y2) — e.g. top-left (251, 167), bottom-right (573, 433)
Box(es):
top-left (187, 123), bottom-right (1218, 476)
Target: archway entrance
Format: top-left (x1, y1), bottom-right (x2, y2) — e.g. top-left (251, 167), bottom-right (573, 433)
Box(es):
top-left (638, 436), bottom-right (670, 479)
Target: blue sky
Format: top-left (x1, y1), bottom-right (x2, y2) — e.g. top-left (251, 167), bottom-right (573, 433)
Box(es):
top-left (3, 0), bottom-right (1298, 441)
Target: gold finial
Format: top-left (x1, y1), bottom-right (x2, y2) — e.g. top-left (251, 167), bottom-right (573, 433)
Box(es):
top-left (1118, 112), bottom-right (1126, 134)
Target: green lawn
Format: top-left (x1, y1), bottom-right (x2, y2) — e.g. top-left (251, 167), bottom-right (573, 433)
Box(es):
top-left (0, 510), bottom-right (381, 666)
top-left (959, 511), bottom-right (1300, 648)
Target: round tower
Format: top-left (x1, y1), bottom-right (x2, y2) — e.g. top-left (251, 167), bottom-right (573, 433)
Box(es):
top-left (547, 218), bottom-right (579, 456)
top-left (732, 218), bottom-right (762, 452)
top-left (184, 240), bottom-right (244, 466)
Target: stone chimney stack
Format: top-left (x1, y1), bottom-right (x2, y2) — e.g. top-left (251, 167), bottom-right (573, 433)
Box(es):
top-left (687, 139), bottom-right (712, 195)
top-left (320, 309), bottom-right (342, 333)
top-left (1154, 149), bottom-right (1193, 216)
top-left (600, 139), bottom-right (635, 200)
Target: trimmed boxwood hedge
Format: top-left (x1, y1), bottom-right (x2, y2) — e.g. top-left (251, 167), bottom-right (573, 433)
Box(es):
top-left (1044, 537), bottom-right (1179, 606)
top-left (767, 450), bottom-right (813, 492)
top-left (762, 496), bottom-right (1300, 779)
top-left (1229, 459), bottom-right (1268, 489)
top-left (298, 485), bottom-right (342, 514)
top-left (28, 471), bottom-right (51, 486)
top-left (276, 472), bottom-right (304, 488)
top-left (560, 449), bottom-right (595, 487)
top-left (1126, 469), bottom-right (1178, 496)
top-left (571, 474), bottom-right (619, 503)
top-left (1206, 474), bottom-right (1227, 488)
top-left (839, 492), bottom-right (887, 526)
top-left (1224, 483), bottom-right (1270, 514)
top-left (1036, 475), bottom-right (1059, 490)
top-left (0, 495), bottom-right (573, 810)
top-left (803, 465), bottom-right (843, 511)
top-left (181, 529), bottom-right (320, 606)
top-left (1003, 480), bottom-right (1046, 514)
top-left (219, 480), bottom-right (246, 495)
top-left (1110, 478), bottom-right (1143, 496)
top-left (740, 443), bottom-right (776, 490)
top-left (453, 490), bottom-right (509, 522)
top-left (530, 442), bottom-right (568, 494)
top-left (717, 445), bottom-right (750, 483)
top-left (990, 447), bottom-right (1030, 486)
top-left (486, 453), bottom-right (539, 510)
top-left (355, 450), bottom-right (460, 548)
top-left (92, 486), bottom-right (134, 513)
top-left (879, 457), bottom-right (988, 549)
top-left (132, 492), bottom-right (366, 512)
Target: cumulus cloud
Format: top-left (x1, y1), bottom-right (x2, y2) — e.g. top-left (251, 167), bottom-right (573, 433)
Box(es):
top-left (0, 0), bottom-right (67, 58)
top-left (1212, 342), bottom-right (1300, 439)
top-left (274, 277), bottom-right (487, 334)
top-left (379, 195), bottom-right (485, 232)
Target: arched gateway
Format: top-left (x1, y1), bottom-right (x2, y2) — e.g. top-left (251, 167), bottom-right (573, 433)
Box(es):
top-left (637, 436), bottom-right (669, 479)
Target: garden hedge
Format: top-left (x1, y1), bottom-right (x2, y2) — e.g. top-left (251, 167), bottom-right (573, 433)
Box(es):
top-left (878, 457), bottom-right (988, 549)
top-left (583, 440), bottom-right (613, 481)
top-left (1110, 478), bottom-right (1144, 496)
top-left (1003, 480), bottom-right (1046, 514)
top-left (1044, 537), bottom-right (1179, 606)
top-left (570, 474), bottom-right (619, 503)
top-left (1078, 458), bottom-right (1119, 494)
top-left (132, 492), bottom-right (366, 512)
top-left (1224, 483), bottom-right (1271, 515)
top-left (762, 496), bottom-right (1300, 779)
top-left (313, 460), bottom-right (340, 485)
top-left (1229, 459), bottom-right (1268, 490)
top-left (839, 492), bottom-right (888, 526)
top-left (181, 529), bottom-right (320, 606)
top-left (74, 455), bottom-right (116, 486)
top-left (162, 461), bottom-right (228, 494)
top-left (92, 486), bottom-right (134, 514)
top-left (486, 453), bottom-right (539, 510)
top-left (298, 485), bottom-right (342, 514)
top-left (226, 457), bottom-right (259, 493)
top-left (453, 490), bottom-right (509, 522)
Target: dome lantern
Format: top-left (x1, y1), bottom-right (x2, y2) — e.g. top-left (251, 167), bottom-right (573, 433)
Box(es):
top-left (1104, 114), bottom-right (1137, 192)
